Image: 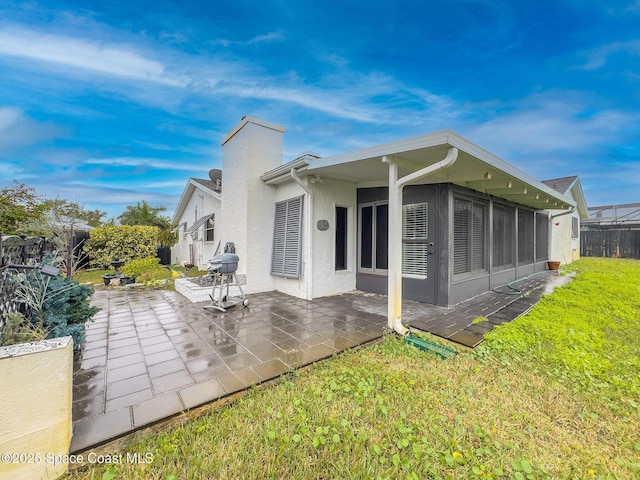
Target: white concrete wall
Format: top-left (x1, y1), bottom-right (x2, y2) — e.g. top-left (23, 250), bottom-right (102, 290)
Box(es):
top-left (172, 188), bottom-right (221, 268)
top-left (0, 337), bottom-right (73, 480)
top-left (548, 189), bottom-right (581, 264)
top-left (219, 117), bottom-right (283, 294)
top-left (549, 211), bottom-right (581, 264)
top-left (311, 178), bottom-right (357, 298)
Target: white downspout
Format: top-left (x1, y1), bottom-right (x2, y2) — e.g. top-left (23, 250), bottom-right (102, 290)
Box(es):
top-left (290, 168), bottom-right (313, 300)
top-left (383, 147), bottom-right (459, 335)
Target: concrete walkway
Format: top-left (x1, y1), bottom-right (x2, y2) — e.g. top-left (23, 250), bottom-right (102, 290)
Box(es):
top-left (71, 271), bottom-right (570, 452)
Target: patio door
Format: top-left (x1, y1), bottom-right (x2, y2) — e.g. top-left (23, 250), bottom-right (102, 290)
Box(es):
top-left (358, 192), bottom-right (439, 304)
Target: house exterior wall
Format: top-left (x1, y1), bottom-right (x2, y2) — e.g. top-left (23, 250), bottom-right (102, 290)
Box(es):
top-left (310, 178), bottom-right (358, 298)
top-left (220, 117), bottom-right (284, 294)
top-left (172, 188), bottom-right (221, 268)
top-left (548, 189), bottom-right (580, 264)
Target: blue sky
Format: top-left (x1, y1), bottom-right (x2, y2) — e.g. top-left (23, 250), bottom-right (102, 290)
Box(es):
top-left (1, 0), bottom-right (639, 219)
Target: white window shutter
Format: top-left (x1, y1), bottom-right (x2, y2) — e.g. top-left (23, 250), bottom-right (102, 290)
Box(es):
top-left (271, 196), bottom-right (303, 278)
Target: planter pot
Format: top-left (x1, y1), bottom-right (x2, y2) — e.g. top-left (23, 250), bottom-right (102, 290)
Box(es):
top-left (102, 274), bottom-right (116, 285)
top-left (547, 261), bottom-right (561, 271)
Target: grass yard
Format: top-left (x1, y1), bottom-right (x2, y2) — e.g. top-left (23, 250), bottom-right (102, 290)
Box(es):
top-left (67, 258), bottom-right (640, 480)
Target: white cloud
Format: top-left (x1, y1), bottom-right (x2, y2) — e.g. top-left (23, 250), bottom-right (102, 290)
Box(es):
top-left (576, 40), bottom-right (640, 70)
top-left (84, 157), bottom-right (203, 171)
top-left (0, 27), bottom-right (187, 86)
top-left (462, 93), bottom-right (635, 157)
top-left (0, 106), bottom-right (65, 151)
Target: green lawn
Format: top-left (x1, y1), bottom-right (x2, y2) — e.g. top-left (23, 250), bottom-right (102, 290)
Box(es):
top-left (67, 258), bottom-right (640, 480)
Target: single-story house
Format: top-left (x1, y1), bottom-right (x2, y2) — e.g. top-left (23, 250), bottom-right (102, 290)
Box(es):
top-left (178, 116), bottom-right (588, 332)
top-left (541, 176), bottom-right (588, 263)
top-left (171, 176), bottom-right (222, 268)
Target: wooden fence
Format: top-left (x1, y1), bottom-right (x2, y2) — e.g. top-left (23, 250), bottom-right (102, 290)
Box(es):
top-left (580, 230), bottom-right (640, 259)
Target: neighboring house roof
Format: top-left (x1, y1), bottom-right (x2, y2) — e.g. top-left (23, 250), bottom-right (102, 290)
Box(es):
top-left (541, 176), bottom-right (577, 194)
top-left (191, 178), bottom-right (219, 192)
top-left (583, 202), bottom-right (640, 227)
top-left (542, 176), bottom-right (589, 219)
top-left (172, 177), bottom-right (222, 224)
top-left (262, 130), bottom-right (576, 211)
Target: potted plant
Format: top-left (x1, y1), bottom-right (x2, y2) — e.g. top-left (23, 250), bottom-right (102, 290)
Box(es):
top-left (547, 261), bottom-right (561, 271)
top-left (102, 273), bottom-right (116, 285)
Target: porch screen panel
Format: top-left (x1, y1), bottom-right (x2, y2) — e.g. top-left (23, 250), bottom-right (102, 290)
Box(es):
top-left (517, 209), bottom-right (534, 266)
top-left (454, 197), bottom-right (487, 275)
top-left (271, 196), bottom-right (303, 278)
top-left (493, 204), bottom-right (514, 268)
top-left (453, 198), bottom-right (471, 274)
top-left (402, 202), bottom-right (428, 276)
top-left (375, 204), bottom-right (389, 270)
top-left (472, 203), bottom-right (486, 270)
top-left (360, 206), bottom-right (373, 269)
top-left (535, 212), bottom-right (549, 261)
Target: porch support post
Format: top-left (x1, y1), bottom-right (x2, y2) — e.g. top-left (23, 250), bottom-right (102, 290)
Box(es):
top-left (383, 147), bottom-right (459, 335)
top-left (383, 155), bottom-right (403, 332)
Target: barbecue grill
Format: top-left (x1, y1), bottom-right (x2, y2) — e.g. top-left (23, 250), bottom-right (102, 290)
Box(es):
top-left (204, 253), bottom-right (249, 312)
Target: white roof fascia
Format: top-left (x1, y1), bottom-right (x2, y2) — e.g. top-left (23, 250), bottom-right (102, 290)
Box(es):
top-left (261, 158), bottom-right (310, 184)
top-left (306, 130), bottom-right (575, 208)
top-left (308, 130), bottom-right (452, 170)
top-left (568, 179), bottom-right (589, 219)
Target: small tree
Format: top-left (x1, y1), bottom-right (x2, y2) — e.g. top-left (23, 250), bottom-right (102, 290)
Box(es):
top-left (19, 198), bottom-right (107, 279)
top-left (118, 200), bottom-right (177, 247)
top-left (0, 181), bottom-right (48, 234)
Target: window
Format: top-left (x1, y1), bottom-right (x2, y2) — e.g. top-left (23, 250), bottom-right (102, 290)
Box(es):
top-left (205, 216), bottom-right (215, 242)
top-left (571, 217), bottom-right (579, 238)
top-left (493, 204), bottom-right (514, 268)
top-left (453, 198), bottom-right (486, 275)
top-left (271, 196), bottom-right (303, 278)
top-left (402, 202), bottom-right (429, 277)
top-left (517, 209), bottom-right (534, 265)
top-left (335, 206), bottom-right (348, 270)
top-left (535, 212), bottom-right (549, 261)
top-left (359, 202), bottom-right (388, 273)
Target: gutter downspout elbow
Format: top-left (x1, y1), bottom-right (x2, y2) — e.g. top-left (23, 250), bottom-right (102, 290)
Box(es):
top-left (290, 168), bottom-right (313, 300)
top-left (385, 147), bottom-right (459, 337)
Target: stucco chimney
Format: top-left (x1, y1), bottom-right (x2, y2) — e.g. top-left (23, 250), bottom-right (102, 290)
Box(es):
top-left (219, 116), bottom-right (284, 292)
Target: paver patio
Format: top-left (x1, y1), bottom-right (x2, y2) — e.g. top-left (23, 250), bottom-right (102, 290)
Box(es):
top-left (71, 271), bottom-right (570, 452)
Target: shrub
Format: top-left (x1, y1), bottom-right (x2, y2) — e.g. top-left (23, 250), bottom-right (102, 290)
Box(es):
top-left (122, 256), bottom-right (169, 283)
top-left (6, 257), bottom-right (100, 349)
top-left (0, 312), bottom-right (47, 346)
top-left (84, 225), bottom-right (159, 268)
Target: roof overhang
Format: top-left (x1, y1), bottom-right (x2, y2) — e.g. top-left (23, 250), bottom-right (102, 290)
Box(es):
top-left (265, 130), bottom-right (575, 210)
